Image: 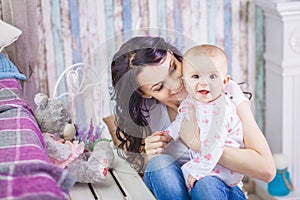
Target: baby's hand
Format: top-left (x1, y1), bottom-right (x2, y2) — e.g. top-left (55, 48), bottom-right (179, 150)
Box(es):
top-left (187, 174), bottom-right (197, 189)
top-left (162, 130), bottom-right (174, 143)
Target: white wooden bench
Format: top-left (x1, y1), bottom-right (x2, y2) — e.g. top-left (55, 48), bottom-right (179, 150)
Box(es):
top-left (68, 149), bottom-right (155, 200)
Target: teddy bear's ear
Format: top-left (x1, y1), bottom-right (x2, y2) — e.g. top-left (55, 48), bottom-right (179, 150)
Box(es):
top-left (34, 93), bottom-right (48, 110)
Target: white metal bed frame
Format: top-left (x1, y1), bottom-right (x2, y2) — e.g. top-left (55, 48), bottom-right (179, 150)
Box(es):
top-left (53, 63), bottom-right (155, 200)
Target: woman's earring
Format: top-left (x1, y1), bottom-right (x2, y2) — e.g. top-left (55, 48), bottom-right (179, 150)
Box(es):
top-left (142, 94), bottom-right (152, 99)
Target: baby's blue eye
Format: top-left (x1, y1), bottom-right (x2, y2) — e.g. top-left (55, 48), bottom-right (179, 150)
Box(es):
top-left (191, 74), bottom-right (199, 79)
top-left (209, 74), bottom-right (218, 79)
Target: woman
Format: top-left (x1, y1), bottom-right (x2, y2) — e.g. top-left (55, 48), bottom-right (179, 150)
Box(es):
top-left (105, 36), bottom-right (275, 200)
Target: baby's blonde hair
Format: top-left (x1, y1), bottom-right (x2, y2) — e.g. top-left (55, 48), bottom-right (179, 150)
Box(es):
top-left (183, 44), bottom-right (228, 77)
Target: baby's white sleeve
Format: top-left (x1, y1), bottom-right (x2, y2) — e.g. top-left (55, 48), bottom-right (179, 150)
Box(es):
top-left (224, 80), bottom-right (250, 107)
top-left (165, 114), bottom-right (183, 141)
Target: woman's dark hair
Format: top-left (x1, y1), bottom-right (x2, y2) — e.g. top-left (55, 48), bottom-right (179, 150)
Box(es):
top-left (111, 36), bottom-right (182, 171)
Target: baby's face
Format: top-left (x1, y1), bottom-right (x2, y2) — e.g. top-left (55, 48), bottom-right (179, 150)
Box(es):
top-left (182, 54), bottom-right (227, 103)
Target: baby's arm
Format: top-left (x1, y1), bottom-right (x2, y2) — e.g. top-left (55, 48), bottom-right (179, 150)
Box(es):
top-left (164, 112), bottom-right (184, 141)
top-left (178, 102), bottom-right (201, 152)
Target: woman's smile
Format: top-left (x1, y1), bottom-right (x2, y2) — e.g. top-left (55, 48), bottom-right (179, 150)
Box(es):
top-left (172, 83), bottom-right (187, 101)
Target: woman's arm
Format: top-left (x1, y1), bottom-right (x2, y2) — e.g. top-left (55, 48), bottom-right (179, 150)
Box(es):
top-left (103, 114), bottom-right (122, 147)
top-left (218, 101), bottom-right (276, 182)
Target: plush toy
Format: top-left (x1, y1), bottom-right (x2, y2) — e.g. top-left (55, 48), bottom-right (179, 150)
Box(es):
top-left (67, 141), bottom-right (114, 183)
top-left (34, 92), bottom-right (114, 183)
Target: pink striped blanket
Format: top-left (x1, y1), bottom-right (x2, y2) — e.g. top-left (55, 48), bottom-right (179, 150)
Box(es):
top-left (0, 78), bottom-right (76, 200)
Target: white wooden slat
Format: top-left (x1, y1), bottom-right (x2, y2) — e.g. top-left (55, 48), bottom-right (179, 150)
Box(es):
top-left (92, 172), bottom-right (125, 200)
top-left (247, 1), bottom-right (257, 113)
top-left (111, 150), bottom-right (156, 200)
top-left (60, 0), bottom-right (72, 73)
top-left (215, 0), bottom-right (224, 48)
top-left (148, 0), bottom-right (157, 28)
top-left (87, 149), bottom-right (155, 200)
top-left (231, 1), bottom-right (241, 81)
top-left (68, 183), bottom-right (95, 200)
top-left (190, 0), bottom-right (201, 45)
top-left (166, 0), bottom-right (174, 31)
top-left (239, 0), bottom-right (249, 83)
top-left (114, 0), bottom-right (123, 46)
top-left (131, 0), bottom-right (140, 31)
top-left (77, 0), bottom-right (88, 62)
top-left (40, 0), bottom-right (56, 98)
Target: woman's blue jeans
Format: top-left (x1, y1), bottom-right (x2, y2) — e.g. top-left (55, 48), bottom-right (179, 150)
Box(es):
top-left (144, 154), bottom-right (246, 200)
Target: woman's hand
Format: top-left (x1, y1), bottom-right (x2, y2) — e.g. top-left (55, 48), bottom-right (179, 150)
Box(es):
top-left (145, 131), bottom-right (172, 160)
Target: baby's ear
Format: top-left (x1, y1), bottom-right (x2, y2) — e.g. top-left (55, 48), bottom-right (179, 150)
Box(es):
top-left (223, 75), bottom-right (230, 86)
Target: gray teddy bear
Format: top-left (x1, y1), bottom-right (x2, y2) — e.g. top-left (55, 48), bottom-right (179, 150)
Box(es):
top-left (34, 92), bottom-right (114, 183)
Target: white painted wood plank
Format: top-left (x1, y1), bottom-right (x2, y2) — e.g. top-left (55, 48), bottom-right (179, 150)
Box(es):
top-left (69, 183), bottom-right (94, 200)
top-left (247, 1), bottom-right (257, 113)
top-left (112, 150), bottom-right (156, 200)
top-left (190, 0), bottom-right (201, 45)
top-left (199, 0), bottom-right (208, 44)
top-left (148, 0), bottom-right (157, 28)
top-left (215, 0), bottom-right (224, 47)
top-left (92, 172), bottom-right (125, 200)
top-left (60, 0), bottom-right (72, 73)
top-left (40, 0), bottom-right (56, 98)
top-left (114, 0), bottom-right (123, 46)
top-left (231, 1), bottom-right (241, 81)
top-left (70, 147), bottom-right (156, 200)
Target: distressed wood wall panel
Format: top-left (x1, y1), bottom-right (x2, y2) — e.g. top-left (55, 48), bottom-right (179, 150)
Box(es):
top-left (131, 0), bottom-right (139, 32)
top-left (39, 0), bottom-right (55, 96)
top-left (239, 0), bottom-right (249, 83)
top-left (60, 0), bottom-right (72, 70)
top-left (77, 0), bottom-right (87, 63)
top-left (0, 0), bottom-right (266, 130)
top-left (255, 6), bottom-right (265, 130)
top-left (157, 0), bottom-right (166, 38)
top-left (50, 0), bottom-right (66, 99)
top-left (181, 0), bottom-right (191, 46)
top-left (247, 1), bottom-right (257, 113)
top-left (215, 0), bottom-right (224, 47)
top-left (207, 0), bottom-right (216, 44)
top-left (36, 0), bottom-right (48, 95)
top-left (0, 1), bottom-right (2, 22)
top-left (70, 0), bottom-right (83, 64)
top-left (166, 0), bottom-right (174, 33)
top-left (173, 0), bottom-right (183, 52)
top-left (224, 0), bottom-right (232, 75)
top-left (148, 0), bottom-right (157, 28)
top-left (114, 0), bottom-right (123, 47)
top-left (231, 1), bottom-right (241, 81)
top-left (104, 0), bottom-right (115, 66)
top-left (198, 0), bottom-right (208, 44)
top-left (139, 0), bottom-right (149, 30)
top-left (122, 0), bottom-right (131, 41)
top-left (86, 0), bottom-right (100, 63)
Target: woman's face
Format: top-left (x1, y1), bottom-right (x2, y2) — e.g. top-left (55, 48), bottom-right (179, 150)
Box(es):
top-left (136, 52), bottom-right (188, 107)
